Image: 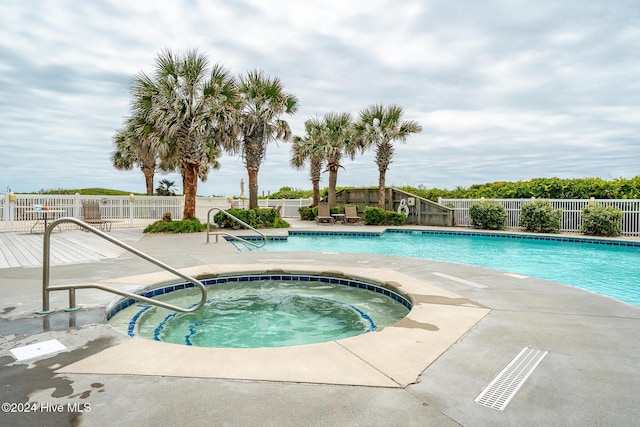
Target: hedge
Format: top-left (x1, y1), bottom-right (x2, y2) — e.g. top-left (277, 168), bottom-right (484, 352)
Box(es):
top-left (581, 205), bottom-right (623, 237)
top-left (213, 208), bottom-right (289, 229)
top-left (363, 207), bottom-right (406, 225)
top-left (469, 199), bottom-right (507, 230)
top-left (519, 200), bottom-right (562, 233)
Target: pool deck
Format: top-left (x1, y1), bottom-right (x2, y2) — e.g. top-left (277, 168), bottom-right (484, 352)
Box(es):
top-left (1, 221), bottom-right (639, 426)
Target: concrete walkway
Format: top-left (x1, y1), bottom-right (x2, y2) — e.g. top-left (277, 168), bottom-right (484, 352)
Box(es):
top-left (1, 222), bottom-right (639, 426)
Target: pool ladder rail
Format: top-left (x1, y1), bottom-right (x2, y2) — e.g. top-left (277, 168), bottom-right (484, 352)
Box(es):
top-left (36, 217), bottom-right (207, 315)
top-left (205, 207), bottom-right (267, 248)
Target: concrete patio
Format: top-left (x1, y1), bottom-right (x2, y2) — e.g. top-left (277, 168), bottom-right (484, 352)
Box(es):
top-left (1, 221), bottom-right (639, 426)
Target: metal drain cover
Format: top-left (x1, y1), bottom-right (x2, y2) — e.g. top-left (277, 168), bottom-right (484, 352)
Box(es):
top-left (475, 347), bottom-right (548, 410)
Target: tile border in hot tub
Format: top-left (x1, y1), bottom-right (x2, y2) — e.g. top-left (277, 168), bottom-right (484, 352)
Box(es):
top-left (107, 273), bottom-right (412, 321)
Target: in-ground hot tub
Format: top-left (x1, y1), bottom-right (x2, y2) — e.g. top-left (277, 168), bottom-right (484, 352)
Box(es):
top-left (108, 272), bottom-right (412, 348)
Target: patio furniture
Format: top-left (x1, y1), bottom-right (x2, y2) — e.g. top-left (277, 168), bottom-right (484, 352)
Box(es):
top-left (82, 202), bottom-right (112, 231)
top-left (28, 207), bottom-right (65, 233)
top-left (332, 213), bottom-right (346, 224)
top-left (316, 203), bottom-right (334, 225)
top-left (345, 205), bottom-right (363, 225)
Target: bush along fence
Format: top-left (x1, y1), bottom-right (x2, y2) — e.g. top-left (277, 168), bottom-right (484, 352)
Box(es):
top-left (440, 197), bottom-right (640, 236)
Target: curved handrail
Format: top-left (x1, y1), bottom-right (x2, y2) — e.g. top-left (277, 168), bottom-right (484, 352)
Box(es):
top-left (208, 230), bottom-right (264, 248)
top-left (206, 207), bottom-right (267, 247)
top-left (37, 217), bottom-right (207, 314)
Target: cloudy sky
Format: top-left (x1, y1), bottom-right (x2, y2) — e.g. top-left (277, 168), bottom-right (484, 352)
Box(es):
top-left (1, 0), bottom-right (638, 197)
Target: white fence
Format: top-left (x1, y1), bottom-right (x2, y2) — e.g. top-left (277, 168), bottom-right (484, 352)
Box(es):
top-left (0, 193), bottom-right (311, 233)
top-left (8, 193), bottom-right (636, 236)
top-left (439, 198), bottom-right (640, 236)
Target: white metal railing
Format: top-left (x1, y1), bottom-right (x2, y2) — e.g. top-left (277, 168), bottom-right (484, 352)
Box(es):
top-left (439, 197), bottom-right (640, 236)
top-left (1, 193), bottom-right (311, 233)
top-left (38, 217), bottom-right (207, 314)
top-left (206, 207), bottom-right (267, 247)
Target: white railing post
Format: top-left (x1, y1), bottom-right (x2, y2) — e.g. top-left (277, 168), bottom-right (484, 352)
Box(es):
top-left (129, 194), bottom-right (135, 227)
top-left (74, 193), bottom-right (81, 218)
top-left (7, 192), bottom-right (15, 232)
top-left (2, 193), bottom-right (7, 225)
top-left (3, 193), bottom-right (10, 231)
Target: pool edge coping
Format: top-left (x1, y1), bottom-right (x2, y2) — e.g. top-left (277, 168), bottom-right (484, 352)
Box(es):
top-left (59, 263), bottom-right (491, 388)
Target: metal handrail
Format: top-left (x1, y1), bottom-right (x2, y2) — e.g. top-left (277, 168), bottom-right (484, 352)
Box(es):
top-left (206, 208), bottom-right (267, 247)
top-left (37, 217), bottom-right (207, 314)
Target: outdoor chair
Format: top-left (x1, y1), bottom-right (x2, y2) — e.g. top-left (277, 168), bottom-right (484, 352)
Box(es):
top-left (82, 201), bottom-right (112, 231)
top-left (345, 205), bottom-right (363, 225)
top-left (316, 203), bottom-right (334, 225)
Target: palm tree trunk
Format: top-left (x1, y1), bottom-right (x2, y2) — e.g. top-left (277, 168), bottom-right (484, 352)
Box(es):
top-left (312, 179), bottom-right (321, 207)
top-left (310, 157), bottom-right (322, 207)
top-left (143, 168), bottom-right (154, 196)
top-left (378, 168), bottom-right (387, 209)
top-left (248, 167), bottom-right (259, 209)
top-left (328, 167), bottom-right (338, 207)
top-left (182, 163), bottom-right (199, 219)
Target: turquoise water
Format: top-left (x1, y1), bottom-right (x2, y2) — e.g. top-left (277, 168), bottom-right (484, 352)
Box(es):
top-left (250, 232), bottom-right (640, 307)
top-left (123, 280), bottom-right (410, 348)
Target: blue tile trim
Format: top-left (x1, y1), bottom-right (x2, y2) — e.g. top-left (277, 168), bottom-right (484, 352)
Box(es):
top-left (154, 312), bottom-right (177, 341)
top-left (126, 305), bottom-right (152, 337)
top-left (108, 274), bottom-right (413, 321)
top-left (386, 228), bottom-right (640, 247)
top-left (223, 228), bottom-right (639, 247)
top-left (230, 235), bottom-right (288, 241)
top-left (289, 230), bottom-right (382, 237)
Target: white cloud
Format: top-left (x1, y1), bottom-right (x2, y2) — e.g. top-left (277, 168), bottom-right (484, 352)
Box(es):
top-left (0, 0), bottom-right (638, 196)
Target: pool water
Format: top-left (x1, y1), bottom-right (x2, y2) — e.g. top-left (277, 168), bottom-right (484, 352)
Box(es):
top-left (249, 232), bottom-right (640, 307)
top-left (113, 279), bottom-right (410, 348)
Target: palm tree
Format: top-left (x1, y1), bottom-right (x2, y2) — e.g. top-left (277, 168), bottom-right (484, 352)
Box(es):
top-left (318, 112), bottom-right (357, 207)
top-left (229, 70), bottom-right (298, 209)
top-left (355, 104), bottom-right (422, 209)
top-left (155, 179), bottom-right (177, 196)
top-left (290, 117), bottom-right (325, 206)
top-left (111, 115), bottom-right (158, 196)
top-left (129, 49), bottom-right (237, 218)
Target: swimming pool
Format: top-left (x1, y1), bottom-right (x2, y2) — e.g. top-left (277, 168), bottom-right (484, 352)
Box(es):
top-left (245, 230), bottom-right (640, 307)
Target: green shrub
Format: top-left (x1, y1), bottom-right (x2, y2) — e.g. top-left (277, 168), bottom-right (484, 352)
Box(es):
top-left (143, 218), bottom-right (206, 234)
top-left (401, 176), bottom-right (640, 200)
top-left (272, 218), bottom-right (290, 228)
top-left (363, 207), bottom-right (407, 225)
top-left (387, 211), bottom-right (407, 225)
top-left (267, 186), bottom-right (313, 199)
top-left (581, 205), bottom-right (623, 236)
top-left (469, 200), bottom-right (507, 230)
top-left (213, 208), bottom-right (288, 229)
top-left (254, 208), bottom-right (278, 227)
top-left (214, 209), bottom-right (252, 229)
top-left (363, 207), bottom-right (385, 224)
top-left (299, 206), bottom-right (316, 221)
top-left (330, 205), bottom-right (344, 215)
top-left (519, 200), bottom-right (562, 233)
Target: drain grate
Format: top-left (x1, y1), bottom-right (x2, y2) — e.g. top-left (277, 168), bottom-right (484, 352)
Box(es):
top-left (475, 347), bottom-right (548, 410)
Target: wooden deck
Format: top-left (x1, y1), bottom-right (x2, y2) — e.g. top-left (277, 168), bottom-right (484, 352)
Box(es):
top-left (0, 229), bottom-right (143, 269)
